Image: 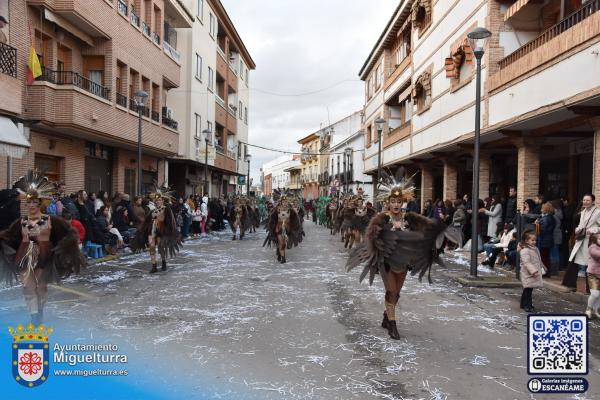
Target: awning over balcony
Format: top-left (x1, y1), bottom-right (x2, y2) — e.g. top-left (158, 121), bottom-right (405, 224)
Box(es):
top-left (504, 0), bottom-right (547, 30)
top-left (0, 117), bottom-right (30, 158)
top-left (44, 9), bottom-right (95, 46)
top-left (164, 0), bottom-right (194, 28)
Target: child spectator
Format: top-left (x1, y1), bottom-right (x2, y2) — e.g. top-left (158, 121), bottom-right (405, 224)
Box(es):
top-left (519, 230), bottom-right (547, 312)
top-left (63, 210), bottom-right (85, 248)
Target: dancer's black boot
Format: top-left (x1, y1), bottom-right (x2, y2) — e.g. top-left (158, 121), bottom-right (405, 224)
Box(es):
top-left (381, 312), bottom-right (389, 329)
top-left (161, 259), bottom-right (167, 271)
top-left (387, 320), bottom-right (400, 340)
top-left (150, 263), bottom-right (158, 273)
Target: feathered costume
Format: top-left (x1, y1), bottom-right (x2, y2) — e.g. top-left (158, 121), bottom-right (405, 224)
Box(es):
top-left (346, 194), bottom-right (376, 249)
top-left (326, 196), bottom-right (339, 234)
top-left (346, 172), bottom-right (460, 340)
top-left (0, 170), bottom-right (85, 324)
top-left (130, 184), bottom-right (182, 273)
top-left (263, 189), bottom-right (303, 263)
top-left (229, 196), bottom-right (253, 240)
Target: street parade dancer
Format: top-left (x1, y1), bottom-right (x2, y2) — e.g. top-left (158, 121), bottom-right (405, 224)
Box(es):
top-left (348, 192), bottom-right (376, 248)
top-left (326, 196), bottom-right (339, 234)
top-left (0, 170), bottom-right (85, 324)
top-left (346, 172), bottom-right (460, 340)
top-left (263, 189), bottom-right (303, 263)
top-left (249, 197), bottom-right (260, 233)
top-left (131, 184), bottom-right (182, 273)
top-left (229, 196), bottom-right (252, 240)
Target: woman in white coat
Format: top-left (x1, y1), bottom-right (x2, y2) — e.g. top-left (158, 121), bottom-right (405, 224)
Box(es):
top-left (562, 194), bottom-right (600, 290)
top-left (481, 195), bottom-right (503, 240)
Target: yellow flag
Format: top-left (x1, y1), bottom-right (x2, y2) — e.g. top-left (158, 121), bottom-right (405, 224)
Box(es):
top-left (28, 47), bottom-right (42, 79)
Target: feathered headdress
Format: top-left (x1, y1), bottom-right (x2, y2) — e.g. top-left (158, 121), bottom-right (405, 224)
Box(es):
top-left (148, 182), bottom-right (175, 204)
top-left (376, 168), bottom-right (416, 203)
top-left (14, 170), bottom-right (56, 201)
top-left (272, 188), bottom-right (291, 202)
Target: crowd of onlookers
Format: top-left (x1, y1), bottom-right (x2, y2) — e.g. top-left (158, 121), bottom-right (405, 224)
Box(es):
top-left (0, 183), bottom-right (242, 257)
top-left (419, 187), bottom-right (576, 276)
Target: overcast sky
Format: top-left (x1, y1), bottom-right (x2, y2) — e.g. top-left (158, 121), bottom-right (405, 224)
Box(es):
top-left (220, 0), bottom-right (398, 183)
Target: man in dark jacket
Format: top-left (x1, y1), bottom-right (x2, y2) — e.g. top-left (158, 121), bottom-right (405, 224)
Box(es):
top-left (0, 188), bottom-right (22, 231)
top-left (505, 187), bottom-right (517, 225)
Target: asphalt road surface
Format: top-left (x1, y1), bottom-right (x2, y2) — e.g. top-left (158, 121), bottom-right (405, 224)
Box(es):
top-left (1, 221), bottom-right (599, 399)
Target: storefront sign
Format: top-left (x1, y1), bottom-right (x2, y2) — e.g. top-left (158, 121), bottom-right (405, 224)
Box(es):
top-left (197, 145), bottom-right (216, 162)
top-left (570, 139), bottom-right (593, 156)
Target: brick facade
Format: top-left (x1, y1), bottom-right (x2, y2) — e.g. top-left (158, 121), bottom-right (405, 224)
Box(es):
top-left (420, 165), bottom-right (433, 210)
top-left (515, 139), bottom-right (540, 207)
top-left (442, 159), bottom-right (457, 201)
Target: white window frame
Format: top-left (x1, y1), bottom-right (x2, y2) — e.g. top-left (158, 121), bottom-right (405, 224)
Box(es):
top-left (208, 67), bottom-right (214, 91)
top-left (238, 101), bottom-right (243, 118)
top-left (195, 113), bottom-right (201, 138)
top-left (209, 13), bottom-right (215, 38)
top-left (196, 0), bottom-right (204, 21)
top-left (195, 53), bottom-right (202, 81)
top-left (244, 106), bottom-right (248, 124)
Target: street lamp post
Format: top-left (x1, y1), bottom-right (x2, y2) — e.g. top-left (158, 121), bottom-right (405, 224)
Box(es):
top-left (135, 90), bottom-right (148, 197)
top-left (344, 147), bottom-right (353, 193)
top-left (467, 27), bottom-right (492, 278)
top-left (374, 117), bottom-right (386, 202)
top-left (245, 154), bottom-right (252, 195)
top-left (202, 128), bottom-right (212, 197)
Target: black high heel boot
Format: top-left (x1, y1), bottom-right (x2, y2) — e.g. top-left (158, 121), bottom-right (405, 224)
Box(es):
top-left (387, 320), bottom-right (400, 340)
top-left (280, 255), bottom-right (286, 264)
top-left (161, 259), bottom-right (167, 271)
top-left (381, 312), bottom-right (389, 329)
top-left (150, 263), bottom-right (158, 273)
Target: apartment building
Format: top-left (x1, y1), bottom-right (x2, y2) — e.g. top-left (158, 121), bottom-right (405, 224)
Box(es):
top-left (260, 154), bottom-right (301, 196)
top-left (168, 0), bottom-right (255, 198)
top-left (0, 0), bottom-right (30, 184)
top-left (0, 0), bottom-right (193, 194)
top-left (360, 0), bottom-right (600, 208)
top-left (326, 111), bottom-right (373, 196)
top-left (297, 133), bottom-right (320, 200)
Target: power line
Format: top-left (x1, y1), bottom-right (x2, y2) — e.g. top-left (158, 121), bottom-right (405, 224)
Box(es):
top-left (169, 78), bottom-right (361, 97)
top-left (239, 140), bottom-right (362, 156)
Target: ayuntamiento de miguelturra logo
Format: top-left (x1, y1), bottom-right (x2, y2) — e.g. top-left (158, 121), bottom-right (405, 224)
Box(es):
top-left (9, 324), bottom-right (52, 388)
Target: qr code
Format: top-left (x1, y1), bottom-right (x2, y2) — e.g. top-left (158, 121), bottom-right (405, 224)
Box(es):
top-left (528, 315), bottom-right (587, 375)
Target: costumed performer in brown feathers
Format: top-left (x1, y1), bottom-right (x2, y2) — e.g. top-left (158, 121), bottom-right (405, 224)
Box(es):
top-left (346, 172), bottom-right (461, 340)
top-left (0, 170), bottom-right (85, 324)
top-left (130, 184), bottom-right (182, 273)
top-left (263, 189), bottom-right (302, 263)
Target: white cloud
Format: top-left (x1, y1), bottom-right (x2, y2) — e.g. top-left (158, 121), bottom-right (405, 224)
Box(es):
top-left (221, 0), bottom-right (398, 182)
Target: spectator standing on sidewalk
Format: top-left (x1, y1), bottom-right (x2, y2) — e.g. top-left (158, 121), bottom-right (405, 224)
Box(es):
top-left (585, 234), bottom-right (600, 319)
top-left (191, 204), bottom-right (202, 237)
top-left (519, 230), bottom-right (546, 312)
top-left (536, 202), bottom-right (555, 278)
top-left (482, 195), bottom-right (502, 240)
top-left (562, 194), bottom-right (600, 290)
top-left (505, 187), bottom-right (517, 225)
top-left (200, 196), bottom-right (209, 237)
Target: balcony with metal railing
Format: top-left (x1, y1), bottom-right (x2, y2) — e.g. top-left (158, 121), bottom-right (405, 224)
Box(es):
top-left (151, 32), bottom-right (161, 45)
top-left (117, 0), bottom-right (128, 16)
top-left (0, 42), bottom-right (17, 78)
top-left (490, 0), bottom-right (600, 91)
top-left (130, 12), bottom-right (140, 28)
top-left (141, 21), bottom-right (151, 36)
top-left (161, 108), bottom-right (178, 130)
top-left (37, 68), bottom-right (110, 100)
top-left (116, 92), bottom-right (127, 108)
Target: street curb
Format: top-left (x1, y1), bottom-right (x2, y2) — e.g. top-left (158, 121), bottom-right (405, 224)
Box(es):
top-left (455, 276), bottom-right (522, 288)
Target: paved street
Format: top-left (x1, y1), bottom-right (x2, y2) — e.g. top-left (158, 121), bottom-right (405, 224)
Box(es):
top-left (2, 221), bottom-right (600, 399)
